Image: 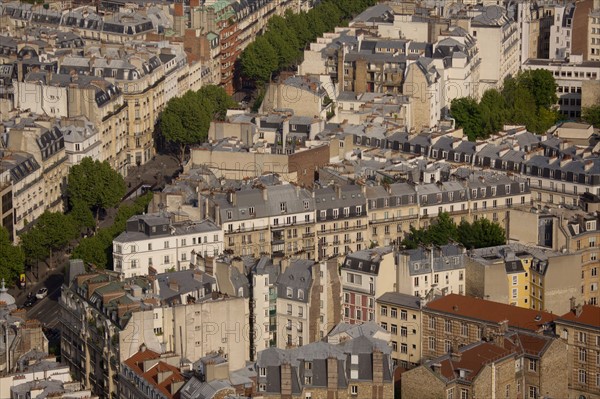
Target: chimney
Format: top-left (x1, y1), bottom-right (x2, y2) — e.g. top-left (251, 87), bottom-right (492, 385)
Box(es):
top-left (193, 271), bottom-right (203, 281)
top-left (430, 363), bottom-right (442, 374)
top-left (174, 3), bottom-right (184, 16)
top-left (327, 357), bottom-right (338, 390)
top-left (281, 363), bottom-right (293, 395)
top-left (585, 160), bottom-right (594, 172)
top-left (575, 304), bottom-right (583, 318)
top-left (190, 0), bottom-right (200, 6)
top-left (372, 349), bottom-right (384, 385)
top-left (262, 188), bottom-right (268, 202)
top-left (560, 155), bottom-right (572, 168)
top-left (570, 296), bottom-right (576, 312)
top-left (169, 281), bottom-right (179, 292)
top-left (450, 349), bottom-right (462, 363)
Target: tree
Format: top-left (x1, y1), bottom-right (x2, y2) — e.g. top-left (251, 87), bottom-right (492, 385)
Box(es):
top-left (160, 96), bottom-right (211, 163)
top-left (68, 157), bottom-right (126, 222)
top-left (582, 105), bottom-right (600, 127)
top-left (457, 218), bottom-right (505, 249)
top-left (450, 97), bottom-right (483, 140)
top-left (196, 85), bottom-right (237, 121)
top-left (34, 211), bottom-right (78, 268)
top-left (71, 234), bottom-right (109, 269)
top-left (427, 213), bottom-right (458, 246)
top-left (479, 89), bottom-right (507, 135)
top-left (517, 69), bottom-right (557, 110)
top-left (240, 37), bottom-right (278, 84)
top-left (70, 200), bottom-right (96, 232)
top-left (0, 227), bottom-right (24, 286)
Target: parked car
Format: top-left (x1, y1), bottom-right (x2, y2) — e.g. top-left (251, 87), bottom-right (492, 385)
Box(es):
top-left (35, 288), bottom-right (48, 299)
top-left (24, 296), bottom-right (37, 307)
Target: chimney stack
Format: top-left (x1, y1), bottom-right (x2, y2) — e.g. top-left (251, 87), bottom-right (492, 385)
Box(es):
top-left (281, 363), bottom-right (293, 395)
top-left (327, 357), bottom-right (338, 390)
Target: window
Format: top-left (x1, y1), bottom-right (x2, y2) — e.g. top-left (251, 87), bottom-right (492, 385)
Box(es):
top-left (391, 324), bottom-right (398, 334)
top-left (461, 323), bottom-right (468, 336)
top-left (303, 200), bottom-right (309, 210)
top-left (381, 306), bottom-right (388, 316)
top-left (579, 369), bottom-right (587, 384)
top-left (512, 275), bottom-right (518, 285)
top-left (401, 326), bottom-right (407, 337)
top-left (528, 385), bottom-right (537, 398)
top-left (445, 320), bottom-right (452, 333)
top-left (392, 341), bottom-right (398, 351)
top-left (429, 317), bottom-right (436, 329)
top-left (351, 385), bottom-right (358, 395)
top-left (447, 388), bottom-right (454, 399)
top-left (460, 389), bottom-right (468, 399)
top-left (579, 331), bottom-right (587, 343)
top-left (305, 376), bottom-right (312, 385)
top-left (529, 359), bottom-right (537, 372)
top-left (298, 290), bottom-right (304, 300)
top-left (286, 287), bottom-right (293, 298)
top-left (259, 367), bottom-right (267, 377)
top-left (429, 336), bottom-right (436, 350)
top-left (163, 255), bottom-right (170, 264)
top-left (579, 348), bottom-right (587, 362)
top-left (164, 240), bottom-right (170, 249)
top-left (399, 309), bottom-right (406, 320)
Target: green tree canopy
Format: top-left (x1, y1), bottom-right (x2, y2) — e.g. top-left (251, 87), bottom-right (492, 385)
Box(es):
top-left (401, 212), bottom-right (506, 249)
top-left (20, 227), bottom-right (49, 265)
top-left (450, 97), bottom-right (483, 141)
top-left (0, 227), bottom-right (24, 286)
top-left (240, 36), bottom-right (278, 84)
top-left (68, 157), bottom-right (126, 220)
top-left (582, 105), bottom-right (600, 127)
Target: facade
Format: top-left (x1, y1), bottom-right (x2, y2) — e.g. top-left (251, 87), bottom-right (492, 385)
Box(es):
top-left (112, 213), bottom-right (223, 278)
top-left (315, 184), bottom-right (369, 260)
top-left (0, 169), bottom-right (13, 241)
top-left (376, 291), bottom-right (422, 368)
top-left (256, 326), bottom-right (394, 398)
top-left (466, 243), bottom-right (582, 314)
top-left (549, 3), bottom-right (575, 60)
top-left (421, 294), bottom-right (557, 361)
top-left (555, 304), bottom-right (600, 399)
top-left (340, 247), bottom-right (395, 325)
top-left (402, 331), bottom-right (568, 399)
top-left (468, 5), bottom-right (520, 96)
top-left (397, 244), bottom-right (466, 298)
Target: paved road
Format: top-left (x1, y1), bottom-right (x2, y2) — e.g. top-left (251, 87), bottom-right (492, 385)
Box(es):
top-left (25, 271), bottom-right (64, 328)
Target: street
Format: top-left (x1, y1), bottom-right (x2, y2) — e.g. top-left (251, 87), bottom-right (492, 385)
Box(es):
top-left (24, 272), bottom-right (64, 328)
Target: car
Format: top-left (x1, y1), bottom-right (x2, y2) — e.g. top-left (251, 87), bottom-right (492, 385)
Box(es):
top-left (24, 296), bottom-right (37, 308)
top-left (35, 288), bottom-right (48, 299)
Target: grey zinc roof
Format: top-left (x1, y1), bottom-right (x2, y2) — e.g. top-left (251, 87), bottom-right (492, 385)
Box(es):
top-left (399, 244), bottom-right (465, 276)
top-left (314, 185), bottom-right (365, 211)
top-left (276, 259), bottom-right (314, 302)
top-left (377, 291), bottom-right (422, 309)
top-left (156, 270), bottom-right (215, 300)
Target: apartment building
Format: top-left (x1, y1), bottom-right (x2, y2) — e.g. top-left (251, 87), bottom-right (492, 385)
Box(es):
top-left (112, 213), bottom-right (223, 278)
top-left (590, 9), bottom-right (600, 61)
top-left (467, 5), bottom-right (519, 96)
top-left (421, 294), bottom-right (557, 361)
top-left (522, 57), bottom-right (600, 119)
top-left (376, 292), bottom-right (422, 368)
top-left (340, 246), bottom-right (395, 325)
top-left (256, 326), bottom-right (394, 399)
top-left (397, 244), bottom-right (466, 298)
top-left (250, 256), bottom-right (280, 357)
top-left (0, 168), bottom-right (13, 241)
top-left (466, 244), bottom-right (581, 314)
top-left (15, 71), bottom-right (129, 174)
top-left (119, 348), bottom-right (185, 399)
top-left (60, 266), bottom-right (248, 399)
top-left (517, 1), bottom-right (553, 62)
top-left (555, 304), bottom-right (600, 399)
top-left (549, 2), bottom-right (575, 60)
top-left (275, 259), bottom-right (314, 349)
top-left (203, 185), bottom-right (317, 259)
top-left (402, 331), bottom-right (568, 399)
top-left (3, 118), bottom-right (68, 217)
top-left (403, 58), bottom-right (443, 130)
top-left (315, 184), bottom-right (368, 260)
top-left (0, 151), bottom-right (44, 235)
top-left (415, 181), bottom-right (469, 222)
top-left (366, 182), bottom-right (418, 247)
top-left (61, 117), bottom-right (103, 167)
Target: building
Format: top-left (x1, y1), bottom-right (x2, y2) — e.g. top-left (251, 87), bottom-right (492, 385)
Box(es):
top-left (0, 169), bottom-right (13, 241)
top-left (340, 246), bottom-right (395, 325)
top-left (112, 213), bottom-right (223, 278)
top-left (549, 2), bottom-right (575, 60)
top-left (59, 265), bottom-right (247, 398)
top-left (256, 325), bottom-right (394, 398)
top-left (465, 243), bottom-right (582, 314)
top-left (119, 347), bottom-right (185, 399)
top-left (468, 5), bottom-right (519, 96)
top-left (315, 184), bottom-right (369, 260)
top-left (396, 244), bottom-right (466, 298)
top-left (376, 292), bottom-right (422, 368)
top-left (555, 303), bottom-right (600, 399)
top-left (401, 330), bottom-right (568, 399)
top-left (522, 57), bottom-right (600, 119)
top-left (421, 294), bottom-right (557, 360)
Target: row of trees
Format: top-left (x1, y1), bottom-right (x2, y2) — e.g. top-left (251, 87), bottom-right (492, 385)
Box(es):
top-left (582, 105), bottom-right (600, 127)
top-left (450, 70), bottom-right (559, 140)
top-left (159, 85), bottom-right (237, 162)
top-left (72, 191), bottom-right (153, 269)
top-left (0, 158), bottom-right (134, 285)
top-left (240, 0), bottom-right (377, 84)
top-left (401, 212), bottom-right (506, 250)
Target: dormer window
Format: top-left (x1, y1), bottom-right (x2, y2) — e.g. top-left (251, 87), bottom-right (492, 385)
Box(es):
top-left (303, 200), bottom-right (309, 210)
top-left (298, 289), bottom-right (304, 300)
top-left (286, 287), bottom-right (293, 298)
top-left (227, 211), bottom-right (232, 220)
top-left (280, 202), bottom-right (287, 212)
top-left (249, 206), bottom-right (255, 215)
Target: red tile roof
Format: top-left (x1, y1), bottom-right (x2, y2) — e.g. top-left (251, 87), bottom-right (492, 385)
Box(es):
top-left (558, 305), bottom-right (600, 328)
top-left (438, 343), bottom-right (513, 381)
top-left (124, 349), bottom-right (184, 399)
top-left (425, 294), bottom-right (557, 331)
